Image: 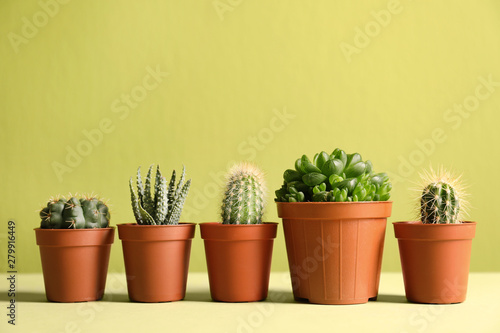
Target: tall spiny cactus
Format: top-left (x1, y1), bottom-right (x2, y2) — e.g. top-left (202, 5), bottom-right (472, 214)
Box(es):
top-left (221, 163), bottom-right (266, 225)
top-left (419, 167), bottom-right (466, 224)
top-left (39, 195), bottom-right (110, 229)
top-left (130, 164), bottom-right (191, 225)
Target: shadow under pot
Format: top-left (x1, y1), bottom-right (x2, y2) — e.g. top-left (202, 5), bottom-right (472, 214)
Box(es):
top-left (200, 222), bottom-right (278, 302)
top-left (117, 223), bottom-right (196, 302)
top-left (34, 227), bottom-right (115, 302)
top-left (393, 221), bottom-right (476, 304)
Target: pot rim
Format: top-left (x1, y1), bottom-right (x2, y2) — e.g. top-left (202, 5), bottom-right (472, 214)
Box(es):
top-left (116, 222), bottom-right (196, 227)
top-left (393, 221), bottom-right (476, 225)
top-left (199, 222), bottom-right (278, 226)
top-left (35, 227), bottom-right (115, 246)
top-left (393, 221), bottom-right (476, 240)
top-left (276, 201), bottom-right (393, 205)
top-left (200, 222), bottom-right (278, 241)
top-left (34, 226), bottom-right (116, 231)
top-left (117, 222), bottom-right (196, 241)
top-left (276, 200), bottom-right (392, 219)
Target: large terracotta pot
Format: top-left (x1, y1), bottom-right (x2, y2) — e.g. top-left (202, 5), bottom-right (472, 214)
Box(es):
top-left (117, 223), bottom-right (196, 302)
top-left (34, 227), bottom-right (115, 302)
top-left (393, 221), bottom-right (476, 304)
top-left (276, 201), bottom-right (392, 305)
top-left (200, 222), bottom-right (278, 302)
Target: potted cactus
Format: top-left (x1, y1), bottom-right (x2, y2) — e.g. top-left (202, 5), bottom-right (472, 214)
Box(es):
top-left (275, 149), bottom-right (392, 304)
top-left (200, 163), bottom-right (278, 302)
top-left (393, 167), bottom-right (476, 304)
top-left (35, 195), bottom-right (114, 302)
top-left (117, 164), bottom-right (194, 302)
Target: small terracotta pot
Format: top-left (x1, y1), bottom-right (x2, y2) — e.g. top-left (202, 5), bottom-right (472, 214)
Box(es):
top-left (35, 227), bottom-right (115, 302)
top-left (393, 221), bottom-right (476, 304)
top-left (200, 222), bottom-right (278, 302)
top-left (277, 201), bottom-right (392, 305)
top-left (117, 223), bottom-right (195, 302)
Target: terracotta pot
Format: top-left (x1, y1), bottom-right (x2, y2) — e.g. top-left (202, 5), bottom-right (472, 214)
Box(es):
top-left (34, 227), bottom-right (115, 302)
top-left (276, 201), bottom-right (392, 305)
top-left (117, 223), bottom-right (195, 302)
top-left (393, 221), bottom-right (476, 304)
top-left (200, 222), bottom-right (278, 302)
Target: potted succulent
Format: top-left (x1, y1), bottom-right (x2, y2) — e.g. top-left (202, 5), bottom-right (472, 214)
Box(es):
top-left (200, 163), bottom-right (278, 302)
top-left (275, 149), bottom-right (392, 305)
top-left (393, 167), bottom-right (476, 304)
top-left (118, 164), bottom-right (194, 302)
top-left (35, 195), bottom-right (114, 302)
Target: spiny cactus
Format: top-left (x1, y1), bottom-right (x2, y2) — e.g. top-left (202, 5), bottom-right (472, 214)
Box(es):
top-left (130, 164), bottom-right (191, 225)
top-left (275, 148), bottom-right (391, 202)
top-left (419, 167), bottom-right (464, 224)
top-left (221, 163), bottom-right (266, 224)
top-left (421, 182), bottom-right (459, 224)
top-left (40, 195), bottom-right (110, 229)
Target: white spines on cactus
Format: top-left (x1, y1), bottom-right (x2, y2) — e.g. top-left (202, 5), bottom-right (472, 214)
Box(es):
top-left (417, 166), bottom-right (468, 224)
top-left (142, 165), bottom-right (155, 216)
top-left (154, 173), bottom-right (169, 224)
top-left (166, 179), bottom-right (191, 225)
top-left (221, 162), bottom-right (266, 225)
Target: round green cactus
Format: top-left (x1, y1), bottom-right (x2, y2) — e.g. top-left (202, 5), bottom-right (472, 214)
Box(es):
top-left (40, 195), bottom-right (110, 229)
top-left (221, 163), bottom-right (266, 224)
top-left (275, 148), bottom-right (391, 202)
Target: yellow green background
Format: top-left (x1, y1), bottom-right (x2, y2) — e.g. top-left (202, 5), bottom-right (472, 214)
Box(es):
top-left (1, 0), bottom-right (499, 274)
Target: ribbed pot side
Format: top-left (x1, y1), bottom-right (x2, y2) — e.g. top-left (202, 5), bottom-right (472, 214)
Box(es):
top-left (277, 201), bottom-right (392, 305)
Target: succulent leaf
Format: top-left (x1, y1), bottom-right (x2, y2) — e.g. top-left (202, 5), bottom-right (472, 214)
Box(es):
top-left (345, 153), bottom-right (362, 169)
top-left (315, 151), bottom-right (330, 169)
top-left (167, 169), bottom-right (176, 212)
top-left (301, 155), bottom-right (322, 174)
top-left (321, 159), bottom-right (344, 177)
top-left (345, 161), bottom-right (366, 178)
top-left (143, 165), bottom-right (155, 216)
top-left (331, 148), bottom-right (347, 167)
top-left (284, 169), bottom-right (302, 183)
top-left (130, 178), bottom-right (144, 225)
top-left (302, 172), bottom-right (327, 187)
top-left (154, 176), bottom-right (169, 224)
top-left (295, 158), bottom-right (304, 174)
top-left (167, 179), bottom-right (191, 225)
